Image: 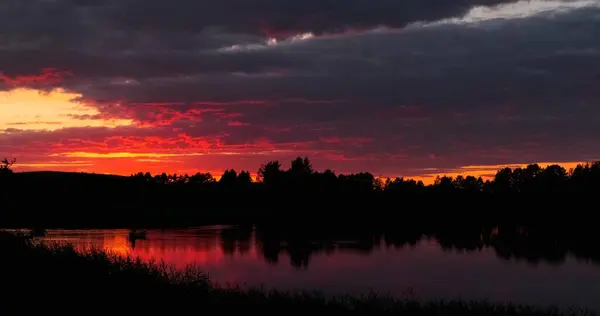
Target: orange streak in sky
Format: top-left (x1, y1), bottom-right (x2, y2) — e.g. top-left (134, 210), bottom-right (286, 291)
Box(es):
top-left (3, 86), bottom-right (595, 183)
top-left (407, 161), bottom-right (589, 185)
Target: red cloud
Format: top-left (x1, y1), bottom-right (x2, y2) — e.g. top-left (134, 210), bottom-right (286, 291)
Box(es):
top-left (320, 137), bottom-right (373, 146)
top-left (86, 100), bottom-right (257, 127)
top-left (0, 68), bottom-right (72, 87)
top-left (47, 134), bottom-right (214, 154)
top-left (192, 100), bottom-right (267, 106)
top-left (228, 121), bottom-right (250, 126)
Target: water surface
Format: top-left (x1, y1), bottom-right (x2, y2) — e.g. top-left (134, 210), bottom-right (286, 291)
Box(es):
top-left (38, 226), bottom-right (600, 310)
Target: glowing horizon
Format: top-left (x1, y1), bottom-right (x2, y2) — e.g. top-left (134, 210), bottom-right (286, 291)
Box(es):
top-left (2, 0), bottom-right (600, 183)
top-left (3, 84), bottom-right (598, 184)
top-left (11, 154), bottom-right (594, 185)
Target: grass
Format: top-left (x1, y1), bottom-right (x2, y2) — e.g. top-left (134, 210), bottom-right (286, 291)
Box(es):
top-left (0, 231), bottom-right (595, 315)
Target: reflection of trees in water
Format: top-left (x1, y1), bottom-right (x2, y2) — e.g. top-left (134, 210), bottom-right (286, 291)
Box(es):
top-left (489, 227), bottom-right (569, 265)
top-left (262, 241), bottom-right (369, 269)
top-left (430, 225), bottom-right (490, 252)
top-left (253, 225), bottom-right (380, 269)
top-left (214, 225), bottom-right (600, 269)
top-left (117, 225), bottom-right (600, 269)
top-left (220, 225), bottom-right (253, 256)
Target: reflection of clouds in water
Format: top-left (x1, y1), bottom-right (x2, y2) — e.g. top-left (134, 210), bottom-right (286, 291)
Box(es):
top-left (43, 229), bottom-right (132, 256)
top-left (38, 227), bottom-right (600, 310)
top-left (40, 227), bottom-right (261, 285)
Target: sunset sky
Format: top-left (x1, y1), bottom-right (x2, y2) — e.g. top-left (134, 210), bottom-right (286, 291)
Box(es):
top-left (1, 0), bottom-right (600, 183)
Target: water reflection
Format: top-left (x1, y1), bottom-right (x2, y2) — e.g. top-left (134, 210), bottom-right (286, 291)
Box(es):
top-left (39, 225), bottom-right (600, 309)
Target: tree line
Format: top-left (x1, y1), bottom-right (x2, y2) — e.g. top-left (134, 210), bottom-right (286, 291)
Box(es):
top-left (126, 156), bottom-right (599, 195)
top-left (1, 156), bottom-right (599, 228)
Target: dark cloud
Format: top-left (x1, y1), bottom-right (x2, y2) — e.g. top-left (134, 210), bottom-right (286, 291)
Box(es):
top-left (0, 0), bottom-right (519, 43)
top-left (2, 0), bottom-right (600, 177)
top-left (1, 0), bottom-right (520, 77)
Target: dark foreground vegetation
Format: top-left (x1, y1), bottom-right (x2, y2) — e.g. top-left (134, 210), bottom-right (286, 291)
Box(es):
top-left (0, 231), bottom-right (594, 315)
top-left (1, 157), bottom-right (600, 227)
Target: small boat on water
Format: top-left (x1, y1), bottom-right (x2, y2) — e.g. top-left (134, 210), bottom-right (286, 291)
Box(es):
top-left (128, 229), bottom-right (147, 240)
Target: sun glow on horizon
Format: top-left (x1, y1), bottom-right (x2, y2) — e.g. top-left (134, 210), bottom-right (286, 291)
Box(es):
top-left (408, 160), bottom-right (591, 184)
top-left (0, 88), bottom-right (133, 132)
top-left (12, 155), bottom-right (593, 186)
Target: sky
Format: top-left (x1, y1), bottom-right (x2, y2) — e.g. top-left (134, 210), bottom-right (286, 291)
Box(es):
top-left (1, 0), bottom-right (600, 183)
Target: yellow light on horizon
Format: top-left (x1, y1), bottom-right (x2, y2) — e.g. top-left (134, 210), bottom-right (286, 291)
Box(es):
top-left (385, 160), bottom-right (593, 185)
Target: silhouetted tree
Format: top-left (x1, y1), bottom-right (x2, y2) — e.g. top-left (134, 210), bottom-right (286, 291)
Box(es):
top-left (339, 172), bottom-right (376, 193)
top-left (493, 168), bottom-right (514, 194)
top-left (257, 160), bottom-right (282, 187)
top-left (238, 170), bottom-right (252, 184)
top-left (290, 156), bottom-right (313, 175)
top-left (539, 164), bottom-right (567, 193)
top-left (189, 172), bottom-right (214, 184)
top-left (288, 157), bottom-right (314, 191)
top-left (220, 169), bottom-right (238, 186)
top-left (0, 158), bottom-right (16, 176)
top-left (314, 169), bottom-right (338, 192)
top-left (453, 175), bottom-right (484, 193)
top-left (434, 176), bottom-right (454, 193)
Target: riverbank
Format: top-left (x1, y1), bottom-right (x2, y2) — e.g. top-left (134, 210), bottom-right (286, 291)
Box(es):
top-left (0, 232), bottom-right (593, 315)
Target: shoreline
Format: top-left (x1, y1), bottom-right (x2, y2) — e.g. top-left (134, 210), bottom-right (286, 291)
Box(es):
top-left (0, 231), bottom-right (595, 315)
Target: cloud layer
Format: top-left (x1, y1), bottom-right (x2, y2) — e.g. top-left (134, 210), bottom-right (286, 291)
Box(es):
top-left (2, 0), bottom-right (600, 179)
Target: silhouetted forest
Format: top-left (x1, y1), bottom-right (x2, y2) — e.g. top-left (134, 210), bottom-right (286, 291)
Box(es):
top-left (1, 157), bottom-right (599, 227)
